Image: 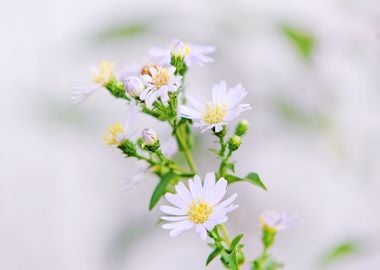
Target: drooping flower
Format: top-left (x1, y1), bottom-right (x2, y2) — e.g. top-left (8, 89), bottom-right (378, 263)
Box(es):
top-left (179, 81), bottom-right (251, 132)
top-left (259, 210), bottom-right (299, 232)
top-left (140, 65), bottom-right (181, 108)
top-left (102, 103), bottom-right (138, 146)
top-left (71, 60), bottom-right (116, 104)
top-left (160, 173), bottom-right (238, 240)
top-left (149, 39), bottom-right (215, 67)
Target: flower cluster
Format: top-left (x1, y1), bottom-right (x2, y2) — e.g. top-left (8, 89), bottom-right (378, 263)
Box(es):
top-left (73, 39), bottom-right (298, 270)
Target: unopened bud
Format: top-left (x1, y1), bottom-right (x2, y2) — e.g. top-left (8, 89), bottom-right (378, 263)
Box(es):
top-left (125, 76), bottom-right (144, 97)
top-left (235, 120), bottom-right (249, 136)
top-left (228, 135), bottom-right (242, 151)
top-left (142, 128), bottom-right (160, 151)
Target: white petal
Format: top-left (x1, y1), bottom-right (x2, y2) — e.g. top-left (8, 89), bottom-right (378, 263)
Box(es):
top-left (187, 95), bottom-right (206, 111)
top-left (196, 224), bottom-right (208, 240)
top-left (214, 193), bottom-right (238, 211)
top-left (161, 216), bottom-right (188, 221)
top-left (189, 175), bottom-right (203, 200)
top-left (160, 205), bottom-right (187, 216)
top-left (162, 220), bottom-right (191, 230)
top-left (165, 193), bottom-right (186, 209)
top-left (203, 172), bottom-right (216, 202)
top-left (178, 105), bottom-right (202, 119)
top-left (208, 178), bottom-right (227, 205)
top-left (175, 182), bottom-right (192, 205)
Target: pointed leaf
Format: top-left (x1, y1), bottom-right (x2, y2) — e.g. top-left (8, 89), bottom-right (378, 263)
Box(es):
top-left (149, 172), bottom-right (178, 210)
top-left (206, 247), bottom-right (222, 265)
top-left (245, 173), bottom-right (267, 191)
top-left (230, 234), bottom-right (244, 250)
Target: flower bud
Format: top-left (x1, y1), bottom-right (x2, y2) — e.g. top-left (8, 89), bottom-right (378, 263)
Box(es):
top-left (228, 135), bottom-right (242, 151)
top-left (142, 128), bottom-right (158, 145)
top-left (235, 120), bottom-right (249, 136)
top-left (125, 76), bottom-right (144, 97)
top-left (117, 140), bottom-right (137, 156)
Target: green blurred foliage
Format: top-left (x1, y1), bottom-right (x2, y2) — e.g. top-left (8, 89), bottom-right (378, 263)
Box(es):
top-left (96, 22), bottom-right (150, 42)
top-left (320, 240), bottom-right (361, 268)
top-left (281, 25), bottom-right (315, 59)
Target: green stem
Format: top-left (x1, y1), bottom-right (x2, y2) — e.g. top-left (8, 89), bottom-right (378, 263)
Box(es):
top-left (173, 122), bottom-right (197, 174)
top-left (218, 224), bottom-right (231, 246)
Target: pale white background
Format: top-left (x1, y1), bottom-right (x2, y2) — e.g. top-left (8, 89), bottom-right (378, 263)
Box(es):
top-left (1, 0), bottom-right (380, 269)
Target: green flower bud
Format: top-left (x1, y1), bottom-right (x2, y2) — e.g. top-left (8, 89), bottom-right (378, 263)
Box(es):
top-left (235, 120), bottom-right (249, 136)
top-left (117, 140), bottom-right (137, 156)
top-left (236, 251), bottom-right (245, 265)
top-left (228, 135), bottom-right (242, 151)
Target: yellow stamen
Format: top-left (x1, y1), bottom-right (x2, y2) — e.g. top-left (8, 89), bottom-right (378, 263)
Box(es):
top-left (188, 200), bottom-right (213, 224)
top-left (184, 44), bottom-right (191, 56)
top-left (92, 60), bottom-right (115, 85)
top-left (103, 122), bottom-right (125, 145)
top-left (203, 102), bottom-right (228, 124)
top-left (141, 63), bottom-right (159, 76)
top-left (152, 67), bottom-right (170, 89)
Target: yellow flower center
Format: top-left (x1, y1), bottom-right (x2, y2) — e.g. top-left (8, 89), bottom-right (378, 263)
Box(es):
top-left (184, 44), bottom-right (191, 56)
top-left (152, 67), bottom-right (170, 89)
top-left (203, 103), bottom-right (228, 124)
top-left (188, 200), bottom-right (213, 224)
top-left (92, 60), bottom-right (115, 85)
top-left (103, 122), bottom-right (125, 145)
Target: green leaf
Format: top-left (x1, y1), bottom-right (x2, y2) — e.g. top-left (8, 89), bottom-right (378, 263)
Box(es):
top-left (245, 173), bottom-right (267, 191)
top-left (225, 174), bottom-right (242, 184)
top-left (225, 173), bottom-right (267, 191)
top-left (225, 162), bottom-right (235, 173)
top-left (97, 22), bottom-right (149, 41)
top-left (281, 25), bottom-right (315, 59)
top-left (206, 247), bottom-right (222, 265)
top-left (321, 240), bottom-right (361, 266)
top-left (230, 234), bottom-right (244, 250)
top-left (149, 172), bottom-right (178, 210)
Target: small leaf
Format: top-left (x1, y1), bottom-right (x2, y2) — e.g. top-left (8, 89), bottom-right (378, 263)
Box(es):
top-left (321, 240), bottom-right (361, 266)
top-left (281, 25), bottom-right (315, 59)
top-left (225, 174), bottom-right (242, 184)
top-left (225, 162), bottom-right (235, 173)
top-left (206, 247), bottom-right (222, 265)
top-left (245, 173), bottom-right (267, 191)
top-left (149, 172), bottom-right (178, 210)
top-left (230, 234), bottom-right (244, 250)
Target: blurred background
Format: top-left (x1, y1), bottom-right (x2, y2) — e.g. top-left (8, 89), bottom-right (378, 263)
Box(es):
top-left (1, 0), bottom-right (380, 269)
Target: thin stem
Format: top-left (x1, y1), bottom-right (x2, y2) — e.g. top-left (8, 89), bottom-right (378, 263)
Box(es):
top-left (218, 224), bottom-right (231, 246)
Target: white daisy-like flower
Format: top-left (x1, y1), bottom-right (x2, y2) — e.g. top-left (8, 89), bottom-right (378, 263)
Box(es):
top-left (160, 172), bottom-right (238, 240)
top-left (179, 81), bottom-right (252, 132)
top-left (149, 39), bottom-right (215, 67)
top-left (259, 210), bottom-right (300, 232)
top-left (103, 103), bottom-right (138, 145)
top-left (71, 60), bottom-right (116, 104)
top-left (140, 65), bottom-right (181, 108)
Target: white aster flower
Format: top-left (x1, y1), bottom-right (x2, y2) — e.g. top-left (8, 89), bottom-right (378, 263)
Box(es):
top-left (149, 39), bottom-right (215, 67)
top-left (140, 65), bottom-right (181, 108)
top-left (160, 172), bottom-right (238, 240)
top-left (179, 81), bottom-right (252, 132)
top-left (71, 60), bottom-right (116, 104)
top-left (259, 210), bottom-right (300, 232)
top-left (103, 103), bottom-right (138, 145)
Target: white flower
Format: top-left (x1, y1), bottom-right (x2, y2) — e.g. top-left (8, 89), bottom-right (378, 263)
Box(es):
top-left (259, 210), bottom-right (300, 232)
top-left (149, 39), bottom-right (215, 67)
top-left (103, 103), bottom-right (138, 145)
top-left (160, 173), bottom-right (238, 240)
top-left (141, 128), bottom-right (158, 146)
top-left (140, 65), bottom-right (181, 108)
top-left (179, 81), bottom-right (252, 133)
top-left (124, 76), bottom-right (144, 97)
top-left (161, 136), bottom-right (178, 157)
top-left (71, 60), bottom-right (116, 104)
